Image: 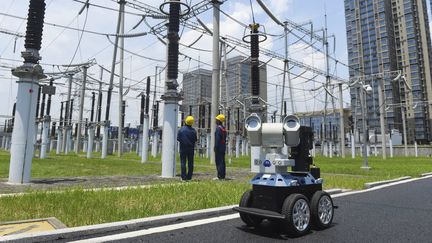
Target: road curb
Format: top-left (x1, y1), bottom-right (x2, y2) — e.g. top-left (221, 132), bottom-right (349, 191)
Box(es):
top-left (364, 176), bottom-right (411, 189)
top-left (420, 172), bottom-right (432, 177)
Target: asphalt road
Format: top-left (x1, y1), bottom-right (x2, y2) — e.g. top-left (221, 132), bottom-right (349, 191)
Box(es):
top-left (75, 177), bottom-right (432, 243)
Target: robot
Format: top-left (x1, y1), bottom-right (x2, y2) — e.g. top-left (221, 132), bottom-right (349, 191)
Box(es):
top-left (233, 113), bottom-right (335, 237)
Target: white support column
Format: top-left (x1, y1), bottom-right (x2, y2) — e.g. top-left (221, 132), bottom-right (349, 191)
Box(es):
top-left (374, 145), bottom-right (378, 156)
top-left (2, 135), bottom-right (6, 149)
top-left (312, 142), bottom-right (316, 157)
top-left (49, 139), bottom-right (54, 152)
top-left (329, 141), bottom-right (333, 158)
top-left (40, 116), bottom-right (50, 159)
top-left (141, 115), bottom-right (149, 163)
top-left (87, 124), bottom-right (95, 159)
top-left (56, 128), bottom-right (62, 155)
top-left (95, 140), bottom-right (100, 152)
top-left (83, 140), bottom-right (88, 154)
top-left (241, 137), bottom-right (246, 156)
top-left (414, 141), bottom-right (418, 157)
top-left (8, 65), bottom-right (43, 184)
top-left (101, 122), bottom-right (109, 159)
top-left (235, 134), bottom-right (240, 158)
top-left (206, 132), bottom-right (211, 158)
top-left (351, 133), bottom-right (355, 159)
top-left (227, 134), bottom-right (232, 157)
top-left (151, 130), bottom-right (158, 157)
top-left (65, 127), bottom-right (71, 155)
top-left (389, 138), bottom-right (393, 158)
top-left (161, 102), bottom-right (178, 177)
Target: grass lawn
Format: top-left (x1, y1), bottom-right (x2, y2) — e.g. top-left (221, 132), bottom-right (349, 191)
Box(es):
top-left (1, 150), bottom-right (431, 227)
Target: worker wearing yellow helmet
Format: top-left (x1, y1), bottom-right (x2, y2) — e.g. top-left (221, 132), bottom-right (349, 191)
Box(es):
top-left (177, 115), bottom-right (197, 181)
top-left (214, 114), bottom-right (227, 180)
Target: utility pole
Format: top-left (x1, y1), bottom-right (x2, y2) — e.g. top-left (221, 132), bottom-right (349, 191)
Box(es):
top-left (87, 92), bottom-right (96, 159)
top-left (141, 77), bottom-right (150, 163)
top-left (103, 0), bottom-right (125, 158)
top-left (118, 0), bottom-right (125, 157)
top-left (338, 83), bottom-right (345, 158)
top-left (76, 65), bottom-right (88, 153)
top-left (96, 67), bottom-right (103, 139)
top-left (9, 0), bottom-right (46, 184)
top-left (63, 74), bottom-right (73, 153)
top-left (377, 78), bottom-right (387, 159)
top-left (210, 0), bottom-right (222, 165)
top-left (280, 21), bottom-right (294, 121)
top-left (160, 0), bottom-right (186, 177)
top-left (323, 13), bottom-right (331, 157)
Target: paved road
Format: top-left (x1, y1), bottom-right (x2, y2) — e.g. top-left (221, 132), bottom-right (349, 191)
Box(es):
top-left (74, 177), bottom-right (432, 243)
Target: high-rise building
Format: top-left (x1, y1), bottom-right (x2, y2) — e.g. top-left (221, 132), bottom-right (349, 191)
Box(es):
top-left (221, 56), bottom-right (268, 132)
top-left (181, 68), bottom-right (212, 129)
top-left (345, 0), bottom-right (432, 143)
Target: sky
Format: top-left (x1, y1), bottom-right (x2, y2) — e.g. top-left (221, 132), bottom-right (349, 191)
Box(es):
top-left (0, 0), bottom-right (351, 128)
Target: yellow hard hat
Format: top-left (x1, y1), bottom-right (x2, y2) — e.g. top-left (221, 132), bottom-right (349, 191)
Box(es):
top-left (185, 116), bottom-right (194, 126)
top-left (216, 114), bottom-right (225, 123)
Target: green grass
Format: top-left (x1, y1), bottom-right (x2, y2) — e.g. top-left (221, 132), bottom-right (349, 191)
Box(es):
top-left (0, 181), bottom-right (250, 227)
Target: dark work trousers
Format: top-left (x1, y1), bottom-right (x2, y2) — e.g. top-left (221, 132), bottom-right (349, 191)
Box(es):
top-left (180, 150), bottom-right (194, 180)
top-left (215, 150), bottom-right (226, 179)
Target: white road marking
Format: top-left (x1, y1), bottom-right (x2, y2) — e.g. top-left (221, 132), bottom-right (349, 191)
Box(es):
top-left (69, 214), bottom-right (240, 243)
top-left (332, 175), bottom-right (432, 198)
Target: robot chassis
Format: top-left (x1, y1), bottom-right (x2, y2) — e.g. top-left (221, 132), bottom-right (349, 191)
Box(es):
top-left (233, 114), bottom-right (335, 237)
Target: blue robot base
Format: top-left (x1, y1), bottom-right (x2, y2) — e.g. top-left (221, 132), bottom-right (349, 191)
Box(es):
top-left (233, 171), bottom-right (322, 220)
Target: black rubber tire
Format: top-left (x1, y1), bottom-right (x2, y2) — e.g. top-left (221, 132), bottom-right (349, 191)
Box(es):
top-left (239, 190), bottom-right (263, 227)
top-left (310, 191), bottom-right (334, 229)
top-left (281, 193), bottom-right (311, 237)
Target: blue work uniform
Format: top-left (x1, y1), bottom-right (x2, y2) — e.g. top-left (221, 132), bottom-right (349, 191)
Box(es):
top-left (177, 125), bottom-right (197, 180)
top-left (214, 124), bottom-right (227, 179)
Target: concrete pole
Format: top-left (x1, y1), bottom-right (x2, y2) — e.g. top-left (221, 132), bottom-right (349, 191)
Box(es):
top-left (235, 134), bottom-right (240, 158)
top-left (101, 122), bottom-right (109, 158)
top-left (338, 83), bottom-right (345, 158)
top-left (40, 116), bottom-right (50, 159)
top-left (63, 75), bottom-right (73, 153)
top-left (8, 0), bottom-right (47, 184)
top-left (241, 137), bottom-right (246, 156)
top-left (83, 139), bottom-right (88, 153)
top-left (87, 124), bottom-right (94, 158)
top-left (65, 128), bottom-right (71, 155)
top-left (414, 140), bottom-right (418, 157)
top-left (377, 78), bottom-right (387, 159)
top-left (56, 128), bottom-right (62, 154)
top-left (206, 132), bottom-right (211, 158)
top-left (312, 142), bottom-right (316, 157)
top-left (246, 140), bottom-right (249, 156)
top-left (161, 102), bottom-right (178, 177)
top-left (389, 138), bottom-right (393, 158)
top-left (228, 134), bottom-right (232, 157)
top-left (103, 0), bottom-right (124, 158)
top-left (141, 115), bottom-right (149, 163)
top-left (351, 133), bottom-right (355, 159)
top-left (76, 66), bottom-right (88, 153)
top-left (118, 1), bottom-right (125, 157)
top-left (151, 131), bottom-right (158, 157)
top-left (2, 136), bottom-right (5, 149)
top-left (210, 0), bottom-right (221, 165)
top-left (137, 125), bottom-right (142, 156)
top-left (374, 144), bottom-right (378, 156)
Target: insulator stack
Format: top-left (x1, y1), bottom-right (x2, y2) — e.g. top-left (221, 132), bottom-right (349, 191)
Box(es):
top-left (140, 94), bottom-right (145, 125)
top-left (250, 23), bottom-right (260, 100)
top-left (145, 77), bottom-right (151, 114)
top-left (24, 0), bottom-right (45, 51)
top-left (167, 1), bottom-right (180, 81)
